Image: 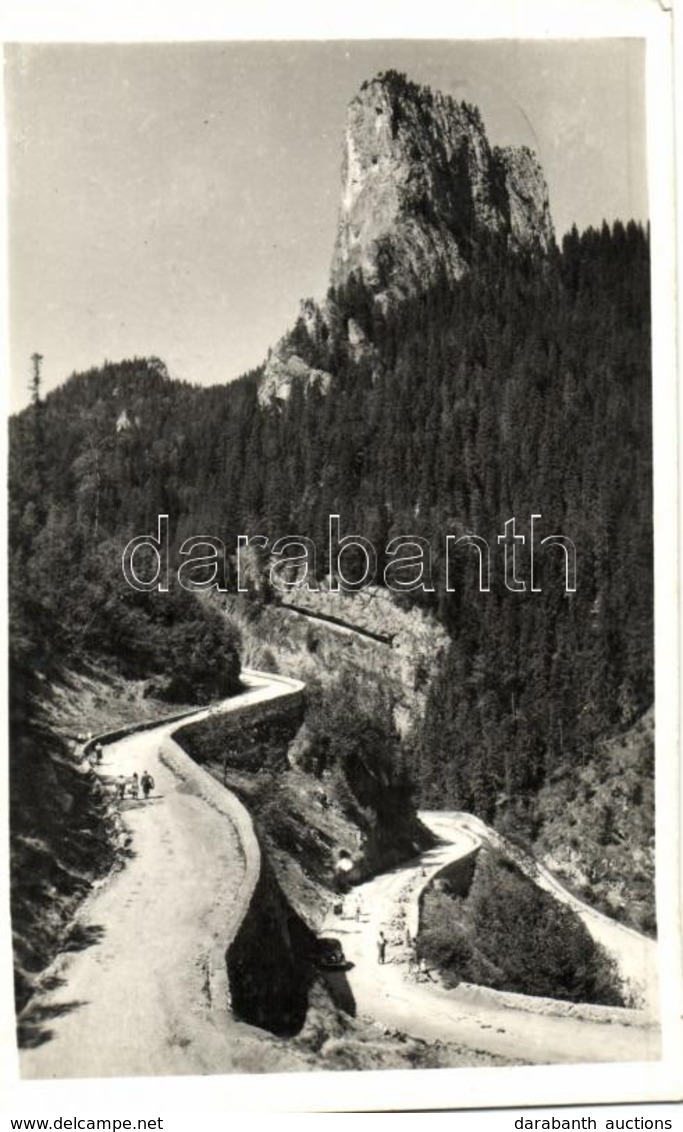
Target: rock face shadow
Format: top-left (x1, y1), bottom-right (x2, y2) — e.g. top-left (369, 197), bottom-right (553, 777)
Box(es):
top-left (319, 968), bottom-right (357, 1018)
top-left (227, 858), bottom-right (321, 1038)
top-left (16, 927), bottom-right (104, 1050)
top-left (17, 995), bottom-right (89, 1049)
top-left (64, 922), bottom-right (106, 953)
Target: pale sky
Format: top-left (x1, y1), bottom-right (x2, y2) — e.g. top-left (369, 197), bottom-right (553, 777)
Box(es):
top-left (5, 39), bottom-right (647, 410)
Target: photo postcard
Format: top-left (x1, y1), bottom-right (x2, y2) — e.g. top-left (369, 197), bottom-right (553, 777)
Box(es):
top-left (1, 1), bottom-right (681, 1117)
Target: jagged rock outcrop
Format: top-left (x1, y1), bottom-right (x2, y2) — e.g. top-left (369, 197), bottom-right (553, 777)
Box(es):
top-left (258, 349), bottom-right (332, 407)
top-left (497, 144), bottom-right (554, 250)
top-left (258, 299), bottom-right (334, 406)
top-left (259, 70), bottom-right (555, 404)
top-left (330, 71), bottom-right (554, 296)
top-left (224, 581), bottom-right (449, 733)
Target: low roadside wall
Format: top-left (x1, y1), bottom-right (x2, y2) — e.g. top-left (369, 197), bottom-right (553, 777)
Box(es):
top-left (158, 736), bottom-right (262, 1015)
top-left (79, 668), bottom-right (306, 1027)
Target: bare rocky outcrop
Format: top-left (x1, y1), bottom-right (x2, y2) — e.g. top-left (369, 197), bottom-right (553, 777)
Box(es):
top-left (497, 144), bottom-right (554, 251)
top-left (330, 73), bottom-right (555, 297)
top-left (219, 585), bottom-right (449, 734)
top-left (257, 298), bottom-right (334, 406)
top-left (258, 347), bottom-right (333, 407)
top-left (258, 72), bottom-right (554, 405)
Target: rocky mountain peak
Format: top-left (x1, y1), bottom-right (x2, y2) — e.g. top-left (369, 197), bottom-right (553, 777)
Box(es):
top-left (259, 73), bottom-right (556, 404)
top-left (330, 71), bottom-right (555, 296)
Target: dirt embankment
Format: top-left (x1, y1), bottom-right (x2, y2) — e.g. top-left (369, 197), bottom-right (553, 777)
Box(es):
top-left (41, 665), bottom-right (205, 742)
top-left (175, 699), bottom-right (433, 937)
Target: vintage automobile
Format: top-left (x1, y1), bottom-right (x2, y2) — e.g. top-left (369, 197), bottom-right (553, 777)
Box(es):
top-left (311, 936), bottom-right (350, 970)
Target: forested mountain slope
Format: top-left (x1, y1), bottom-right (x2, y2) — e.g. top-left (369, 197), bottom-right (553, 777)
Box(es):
top-left (9, 71), bottom-right (654, 991)
top-left (13, 220), bottom-right (651, 810)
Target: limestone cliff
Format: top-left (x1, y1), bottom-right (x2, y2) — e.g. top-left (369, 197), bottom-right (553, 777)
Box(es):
top-left (258, 299), bottom-right (334, 407)
top-left (259, 70), bottom-right (555, 403)
top-left (330, 71), bottom-right (554, 296)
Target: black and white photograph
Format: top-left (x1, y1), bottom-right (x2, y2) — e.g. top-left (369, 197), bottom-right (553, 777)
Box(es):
top-left (2, 1), bottom-right (681, 1119)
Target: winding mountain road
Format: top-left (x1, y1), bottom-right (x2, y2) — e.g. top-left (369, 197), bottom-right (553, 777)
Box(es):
top-left (18, 668), bottom-right (660, 1077)
top-left (19, 671), bottom-right (303, 1079)
top-left (424, 811), bottom-right (660, 1012)
top-left (323, 812), bottom-right (660, 1065)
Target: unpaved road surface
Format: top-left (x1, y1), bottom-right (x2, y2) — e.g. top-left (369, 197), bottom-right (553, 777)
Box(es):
top-left (423, 811), bottom-right (660, 1012)
top-left (19, 672), bottom-right (303, 1080)
top-left (19, 670), bottom-right (660, 1076)
top-left (323, 813), bottom-right (660, 1066)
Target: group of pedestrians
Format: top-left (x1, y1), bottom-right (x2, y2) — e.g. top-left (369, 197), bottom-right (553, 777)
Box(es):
top-left (88, 736), bottom-right (156, 806)
top-left (376, 929), bottom-right (435, 980)
top-left (115, 770), bottom-right (155, 802)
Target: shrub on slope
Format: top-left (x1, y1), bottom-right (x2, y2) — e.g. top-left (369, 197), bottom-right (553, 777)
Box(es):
top-left (419, 848), bottom-right (623, 1006)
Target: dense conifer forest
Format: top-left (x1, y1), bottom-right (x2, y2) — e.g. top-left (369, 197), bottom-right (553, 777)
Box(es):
top-left (9, 221), bottom-right (652, 840)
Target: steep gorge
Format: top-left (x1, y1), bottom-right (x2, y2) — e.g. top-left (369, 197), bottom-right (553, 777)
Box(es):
top-left (9, 68), bottom-right (654, 1037)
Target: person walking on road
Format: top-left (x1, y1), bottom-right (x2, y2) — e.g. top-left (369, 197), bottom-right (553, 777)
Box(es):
top-left (116, 775), bottom-right (126, 801)
top-left (141, 770), bottom-right (154, 800)
top-left (418, 957), bottom-right (436, 982)
top-left (377, 931), bottom-right (387, 964)
top-left (130, 773), bottom-right (140, 799)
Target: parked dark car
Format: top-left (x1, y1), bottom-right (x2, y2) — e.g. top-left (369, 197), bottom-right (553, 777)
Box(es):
top-left (311, 937), bottom-right (350, 970)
